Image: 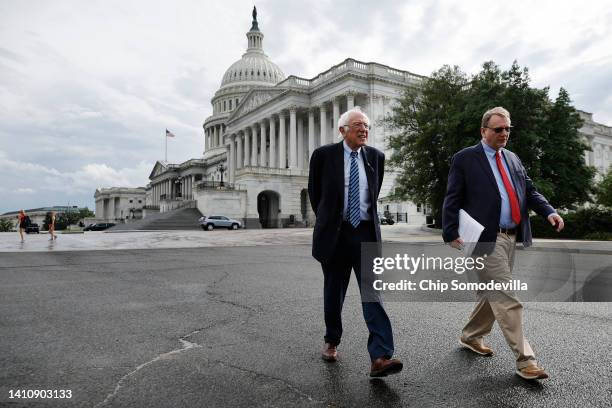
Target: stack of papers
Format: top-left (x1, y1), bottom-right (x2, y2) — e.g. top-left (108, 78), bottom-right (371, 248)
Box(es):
top-left (458, 209), bottom-right (484, 256)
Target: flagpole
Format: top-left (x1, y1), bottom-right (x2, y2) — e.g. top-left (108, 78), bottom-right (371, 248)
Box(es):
top-left (165, 130), bottom-right (168, 162)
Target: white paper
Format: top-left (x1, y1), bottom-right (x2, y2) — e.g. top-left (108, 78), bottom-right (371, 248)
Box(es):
top-left (458, 209), bottom-right (484, 256)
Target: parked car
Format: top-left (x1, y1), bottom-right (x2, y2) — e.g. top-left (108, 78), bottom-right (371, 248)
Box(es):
top-left (379, 215), bottom-right (395, 225)
top-left (25, 223), bottom-right (40, 234)
top-left (199, 215), bottom-right (242, 230)
top-left (83, 223), bottom-right (116, 231)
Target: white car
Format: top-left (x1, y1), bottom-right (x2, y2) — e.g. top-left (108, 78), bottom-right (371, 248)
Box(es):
top-left (199, 215), bottom-right (242, 230)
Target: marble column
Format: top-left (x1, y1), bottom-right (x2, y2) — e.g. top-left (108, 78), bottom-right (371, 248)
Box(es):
top-left (269, 116), bottom-right (277, 168)
top-left (279, 112), bottom-right (287, 169)
top-left (251, 124), bottom-right (258, 167)
top-left (289, 108), bottom-right (297, 168)
top-left (308, 109), bottom-right (315, 164)
top-left (347, 92), bottom-right (355, 110)
top-left (244, 128), bottom-right (250, 167)
top-left (229, 135), bottom-right (236, 183)
top-left (259, 120), bottom-right (267, 167)
top-left (297, 115), bottom-right (304, 169)
top-left (236, 132), bottom-right (243, 170)
top-left (319, 106), bottom-right (327, 147)
top-left (333, 97), bottom-right (340, 140)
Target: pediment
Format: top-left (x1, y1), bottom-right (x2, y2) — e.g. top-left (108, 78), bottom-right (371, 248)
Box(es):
top-left (230, 88), bottom-right (284, 120)
top-left (148, 161), bottom-right (168, 180)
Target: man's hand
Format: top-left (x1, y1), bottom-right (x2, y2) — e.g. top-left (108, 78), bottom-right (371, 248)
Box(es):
top-left (450, 237), bottom-right (464, 250)
top-left (547, 213), bottom-right (564, 232)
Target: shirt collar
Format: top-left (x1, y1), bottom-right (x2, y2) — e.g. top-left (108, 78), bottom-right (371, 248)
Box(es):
top-left (481, 140), bottom-right (502, 158)
top-left (343, 140), bottom-right (361, 156)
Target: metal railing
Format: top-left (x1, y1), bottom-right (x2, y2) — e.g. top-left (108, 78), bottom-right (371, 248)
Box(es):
top-left (195, 181), bottom-right (246, 191)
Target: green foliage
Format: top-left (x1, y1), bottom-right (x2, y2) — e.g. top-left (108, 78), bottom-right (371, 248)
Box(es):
top-left (0, 218), bottom-right (14, 232)
top-left (43, 212), bottom-right (69, 231)
top-left (79, 207), bottom-right (95, 219)
top-left (530, 207), bottom-right (612, 240)
top-left (595, 168), bottom-right (612, 207)
top-left (386, 61), bottom-right (596, 226)
top-left (65, 211), bottom-right (81, 226)
top-left (537, 88), bottom-right (596, 208)
top-left (386, 65), bottom-right (472, 226)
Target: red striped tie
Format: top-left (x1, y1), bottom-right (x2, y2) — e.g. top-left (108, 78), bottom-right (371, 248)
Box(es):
top-left (495, 151), bottom-right (521, 225)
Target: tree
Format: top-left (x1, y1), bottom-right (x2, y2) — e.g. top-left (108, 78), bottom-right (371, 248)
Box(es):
top-left (43, 212), bottom-right (68, 231)
top-left (386, 65), bottom-right (473, 227)
top-left (79, 207), bottom-right (95, 219)
top-left (65, 210), bottom-right (81, 226)
top-left (538, 88), bottom-right (596, 208)
top-left (596, 168), bottom-right (612, 207)
top-left (0, 218), bottom-right (14, 232)
top-left (387, 61), bottom-right (595, 226)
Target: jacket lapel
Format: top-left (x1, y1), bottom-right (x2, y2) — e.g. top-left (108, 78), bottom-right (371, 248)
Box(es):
top-left (361, 145), bottom-right (376, 199)
top-left (475, 143), bottom-right (500, 194)
top-left (333, 141), bottom-right (344, 201)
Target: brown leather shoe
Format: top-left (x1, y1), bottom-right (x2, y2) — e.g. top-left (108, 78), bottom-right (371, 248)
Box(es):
top-left (459, 337), bottom-right (493, 356)
top-left (322, 343), bottom-right (338, 362)
top-left (370, 357), bottom-right (403, 377)
top-left (516, 366), bottom-right (549, 380)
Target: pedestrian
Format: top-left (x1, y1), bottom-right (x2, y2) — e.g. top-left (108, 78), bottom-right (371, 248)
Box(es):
top-left (17, 209), bottom-right (27, 242)
top-left (308, 107), bottom-right (403, 377)
top-left (442, 106), bottom-right (565, 380)
top-left (48, 211), bottom-right (57, 240)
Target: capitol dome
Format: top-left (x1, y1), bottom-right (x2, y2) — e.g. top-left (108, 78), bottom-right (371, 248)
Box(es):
top-left (220, 55), bottom-right (285, 88)
top-left (218, 7), bottom-right (285, 91)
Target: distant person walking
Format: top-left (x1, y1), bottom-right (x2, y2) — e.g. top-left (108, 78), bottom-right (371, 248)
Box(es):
top-left (48, 211), bottom-right (57, 240)
top-left (17, 209), bottom-right (27, 242)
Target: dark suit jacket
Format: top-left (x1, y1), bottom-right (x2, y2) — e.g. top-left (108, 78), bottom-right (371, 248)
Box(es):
top-left (308, 141), bottom-right (385, 264)
top-left (442, 143), bottom-right (555, 254)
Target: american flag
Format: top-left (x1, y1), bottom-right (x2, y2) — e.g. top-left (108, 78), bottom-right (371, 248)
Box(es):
top-left (166, 129), bottom-right (176, 138)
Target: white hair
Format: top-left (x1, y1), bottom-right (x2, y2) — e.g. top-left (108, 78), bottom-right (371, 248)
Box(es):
top-left (337, 106), bottom-right (369, 138)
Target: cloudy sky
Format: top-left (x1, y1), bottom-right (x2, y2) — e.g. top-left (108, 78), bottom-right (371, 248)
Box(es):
top-left (1, 0), bottom-right (610, 214)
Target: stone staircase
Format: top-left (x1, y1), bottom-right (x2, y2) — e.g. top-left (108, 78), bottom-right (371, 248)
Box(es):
top-left (109, 208), bottom-right (203, 231)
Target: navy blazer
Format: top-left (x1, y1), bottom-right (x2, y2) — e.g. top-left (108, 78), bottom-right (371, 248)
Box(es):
top-left (308, 141), bottom-right (385, 264)
top-left (442, 143), bottom-right (555, 253)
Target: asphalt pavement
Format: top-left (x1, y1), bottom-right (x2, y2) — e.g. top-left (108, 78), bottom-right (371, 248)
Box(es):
top-left (0, 228), bottom-right (610, 407)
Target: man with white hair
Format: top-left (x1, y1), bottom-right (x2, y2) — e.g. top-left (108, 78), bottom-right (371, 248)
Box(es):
top-left (308, 107), bottom-right (403, 377)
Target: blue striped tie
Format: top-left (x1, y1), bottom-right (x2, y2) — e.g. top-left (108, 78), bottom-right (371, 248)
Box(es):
top-left (348, 151), bottom-right (360, 228)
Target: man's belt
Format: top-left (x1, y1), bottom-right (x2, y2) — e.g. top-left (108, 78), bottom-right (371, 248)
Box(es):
top-left (498, 226), bottom-right (516, 235)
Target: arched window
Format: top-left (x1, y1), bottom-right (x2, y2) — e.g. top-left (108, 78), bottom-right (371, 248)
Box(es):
top-left (223, 100), bottom-right (226, 111)
top-left (229, 99), bottom-right (232, 110)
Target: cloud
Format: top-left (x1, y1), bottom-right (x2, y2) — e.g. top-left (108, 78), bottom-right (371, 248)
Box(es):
top-left (0, 149), bottom-right (151, 213)
top-left (0, 0), bottom-right (610, 213)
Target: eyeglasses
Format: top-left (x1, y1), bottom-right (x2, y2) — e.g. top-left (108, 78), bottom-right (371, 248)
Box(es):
top-left (345, 122), bottom-right (370, 130)
top-left (485, 126), bottom-right (513, 134)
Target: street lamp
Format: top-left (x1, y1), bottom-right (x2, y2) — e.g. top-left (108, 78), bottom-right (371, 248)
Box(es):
top-left (217, 163), bottom-right (226, 187)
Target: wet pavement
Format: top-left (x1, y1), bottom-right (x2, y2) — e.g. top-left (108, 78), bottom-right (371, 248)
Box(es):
top-left (0, 227), bottom-right (610, 407)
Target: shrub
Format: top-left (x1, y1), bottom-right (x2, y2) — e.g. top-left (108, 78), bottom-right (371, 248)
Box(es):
top-left (530, 207), bottom-right (612, 239)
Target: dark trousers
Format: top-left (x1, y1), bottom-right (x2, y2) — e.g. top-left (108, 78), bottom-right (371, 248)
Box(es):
top-left (321, 221), bottom-right (394, 361)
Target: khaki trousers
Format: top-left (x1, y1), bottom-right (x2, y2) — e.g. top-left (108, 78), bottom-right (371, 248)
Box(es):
top-left (462, 233), bottom-right (537, 369)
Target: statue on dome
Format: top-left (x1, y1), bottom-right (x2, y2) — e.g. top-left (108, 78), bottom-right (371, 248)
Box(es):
top-left (251, 6), bottom-right (259, 30)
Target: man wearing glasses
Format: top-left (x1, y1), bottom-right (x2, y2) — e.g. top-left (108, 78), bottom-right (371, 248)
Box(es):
top-left (308, 107), bottom-right (402, 377)
top-left (442, 106), bottom-right (564, 380)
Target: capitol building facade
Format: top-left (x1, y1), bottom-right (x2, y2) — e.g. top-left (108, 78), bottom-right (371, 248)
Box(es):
top-left (95, 8), bottom-right (612, 226)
